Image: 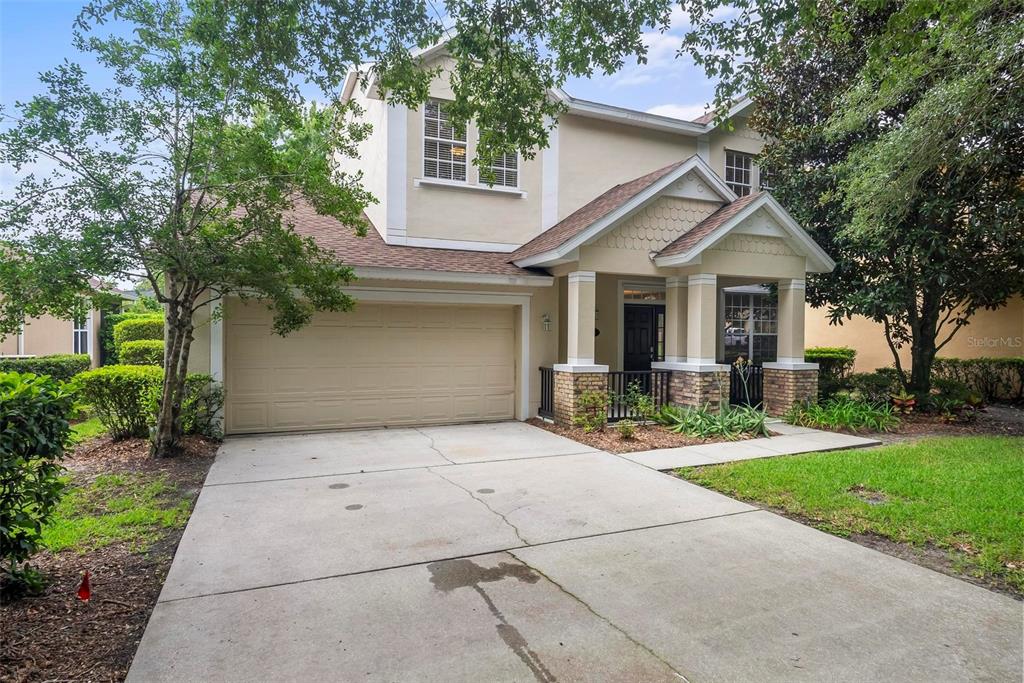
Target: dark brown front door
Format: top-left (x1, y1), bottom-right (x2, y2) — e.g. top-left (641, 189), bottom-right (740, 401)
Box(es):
top-left (623, 304), bottom-right (661, 371)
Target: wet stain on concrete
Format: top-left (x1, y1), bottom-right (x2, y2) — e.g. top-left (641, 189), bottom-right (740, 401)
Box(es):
top-left (428, 559), bottom-right (555, 682)
top-left (476, 488), bottom-right (495, 494)
top-left (329, 483), bottom-right (350, 490)
top-left (344, 504), bottom-right (363, 510)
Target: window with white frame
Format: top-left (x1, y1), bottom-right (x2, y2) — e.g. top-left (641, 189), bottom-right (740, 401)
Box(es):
top-left (725, 150), bottom-right (753, 196)
top-left (73, 313), bottom-right (89, 355)
top-left (757, 161), bottom-right (773, 191)
top-left (484, 150), bottom-right (518, 187)
top-left (423, 99), bottom-right (467, 182)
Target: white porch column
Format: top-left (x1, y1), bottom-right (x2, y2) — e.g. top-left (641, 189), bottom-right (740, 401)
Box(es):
top-left (687, 273), bottom-right (719, 365)
top-left (776, 278), bottom-right (806, 365)
top-left (664, 276), bottom-right (687, 363)
top-left (565, 271), bottom-right (598, 366)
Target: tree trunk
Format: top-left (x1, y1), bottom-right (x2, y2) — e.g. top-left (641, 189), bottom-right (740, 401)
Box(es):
top-left (151, 289), bottom-right (197, 458)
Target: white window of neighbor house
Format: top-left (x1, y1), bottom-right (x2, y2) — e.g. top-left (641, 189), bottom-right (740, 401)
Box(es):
top-left (423, 99), bottom-right (467, 182)
top-left (725, 150), bottom-right (753, 196)
top-left (73, 312), bottom-right (90, 355)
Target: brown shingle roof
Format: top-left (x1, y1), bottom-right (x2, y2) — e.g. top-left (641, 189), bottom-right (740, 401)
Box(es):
top-left (509, 160), bottom-right (687, 262)
top-left (656, 191), bottom-right (764, 258)
top-left (691, 111), bottom-right (715, 125)
top-left (285, 201), bottom-right (543, 278)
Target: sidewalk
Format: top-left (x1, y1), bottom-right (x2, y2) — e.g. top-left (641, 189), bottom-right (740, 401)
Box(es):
top-left (619, 422), bottom-right (881, 470)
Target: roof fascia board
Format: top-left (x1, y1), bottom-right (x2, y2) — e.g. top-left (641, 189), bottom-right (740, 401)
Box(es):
top-left (563, 96), bottom-right (708, 135)
top-left (513, 156), bottom-right (736, 269)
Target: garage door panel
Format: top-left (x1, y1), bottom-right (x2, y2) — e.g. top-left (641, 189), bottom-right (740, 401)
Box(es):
top-left (225, 300), bottom-right (516, 434)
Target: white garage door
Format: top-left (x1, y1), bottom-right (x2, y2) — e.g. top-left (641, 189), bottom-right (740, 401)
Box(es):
top-left (224, 299), bottom-right (516, 434)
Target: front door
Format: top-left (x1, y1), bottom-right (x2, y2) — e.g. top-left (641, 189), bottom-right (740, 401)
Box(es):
top-left (623, 304), bottom-right (663, 371)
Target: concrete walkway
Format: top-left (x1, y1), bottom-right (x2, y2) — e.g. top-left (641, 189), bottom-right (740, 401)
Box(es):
top-left (620, 422), bottom-right (881, 470)
top-left (129, 422), bottom-right (1022, 682)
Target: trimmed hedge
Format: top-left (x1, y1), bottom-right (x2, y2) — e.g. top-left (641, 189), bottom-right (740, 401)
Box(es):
top-left (120, 339), bottom-right (164, 366)
top-left (932, 357), bottom-right (1024, 402)
top-left (0, 354), bottom-right (91, 382)
top-left (73, 365), bottom-right (163, 439)
top-left (1, 372), bottom-right (75, 582)
top-left (806, 346), bottom-right (857, 399)
top-left (73, 365), bottom-right (224, 440)
top-left (112, 315), bottom-right (163, 352)
top-left (100, 311), bottom-right (161, 365)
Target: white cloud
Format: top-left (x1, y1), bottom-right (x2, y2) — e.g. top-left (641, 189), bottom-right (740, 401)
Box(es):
top-left (646, 102), bottom-right (710, 122)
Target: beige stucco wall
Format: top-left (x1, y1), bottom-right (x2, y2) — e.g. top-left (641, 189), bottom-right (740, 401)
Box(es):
top-left (0, 311), bottom-right (101, 367)
top-left (805, 295), bottom-right (1024, 370)
top-left (707, 117), bottom-right (765, 182)
top-left (335, 94), bottom-right (390, 240)
top-left (556, 115), bottom-right (698, 221)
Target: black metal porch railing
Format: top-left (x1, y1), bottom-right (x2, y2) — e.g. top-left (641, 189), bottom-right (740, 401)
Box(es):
top-left (538, 366), bottom-right (555, 419)
top-left (729, 363), bottom-right (764, 407)
top-left (607, 370), bottom-right (671, 423)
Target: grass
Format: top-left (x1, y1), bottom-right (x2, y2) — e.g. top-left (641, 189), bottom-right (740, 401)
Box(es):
top-left (41, 473), bottom-right (193, 553)
top-left (679, 436), bottom-right (1024, 591)
top-left (70, 415), bottom-right (107, 444)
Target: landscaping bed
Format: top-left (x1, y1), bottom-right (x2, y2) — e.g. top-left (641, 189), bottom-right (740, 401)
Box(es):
top-left (1, 435), bottom-right (217, 682)
top-left (527, 417), bottom-right (761, 454)
top-left (676, 436), bottom-right (1024, 598)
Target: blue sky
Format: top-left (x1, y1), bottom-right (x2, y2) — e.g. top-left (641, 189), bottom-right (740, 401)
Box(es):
top-left (1, 0), bottom-right (717, 121)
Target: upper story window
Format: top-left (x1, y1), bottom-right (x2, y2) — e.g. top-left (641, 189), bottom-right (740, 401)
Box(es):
top-left (73, 313), bottom-right (89, 355)
top-left (485, 151), bottom-right (519, 188)
top-left (725, 150), bottom-right (753, 197)
top-left (757, 161), bottom-right (774, 192)
top-left (423, 100), bottom-right (467, 182)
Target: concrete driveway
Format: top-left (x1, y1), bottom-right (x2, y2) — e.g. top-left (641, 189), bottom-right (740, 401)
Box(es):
top-left (130, 422), bottom-right (1022, 682)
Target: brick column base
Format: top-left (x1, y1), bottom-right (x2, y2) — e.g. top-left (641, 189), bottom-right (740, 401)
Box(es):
top-left (667, 370), bottom-right (730, 413)
top-left (763, 367), bottom-right (818, 416)
top-left (553, 370), bottom-right (608, 426)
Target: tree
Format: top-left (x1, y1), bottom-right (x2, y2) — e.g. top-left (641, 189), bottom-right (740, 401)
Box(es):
top-left (678, 0), bottom-right (1024, 395)
top-left (0, 0), bottom-right (679, 455)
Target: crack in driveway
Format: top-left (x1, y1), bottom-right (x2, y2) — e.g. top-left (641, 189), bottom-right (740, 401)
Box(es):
top-left (413, 427), bottom-right (456, 465)
top-left (509, 550), bottom-right (690, 682)
top-left (429, 467), bottom-right (530, 545)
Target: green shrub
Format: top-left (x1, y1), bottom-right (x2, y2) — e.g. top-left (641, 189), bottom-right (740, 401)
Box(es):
top-left (72, 366), bottom-right (223, 441)
top-left (73, 365), bottom-right (163, 439)
top-left (616, 419), bottom-right (636, 439)
top-left (932, 357), bottom-right (1024, 403)
top-left (806, 346), bottom-right (857, 399)
top-left (786, 396), bottom-right (900, 433)
top-left (120, 339), bottom-right (164, 366)
top-left (112, 315), bottom-right (163, 352)
top-left (0, 354), bottom-right (91, 382)
top-left (100, 311), bottom-right (162, 364)
top-left (655, 404), bottom-right (770, 440)
top-left (572, 390), bottom-right (610, 433)
top-left (616, 380), bottom-right (657, 422)
top-left (844, 370), bottom-right (901, 404)
top-left (0, 372), bottom-right (75, 589)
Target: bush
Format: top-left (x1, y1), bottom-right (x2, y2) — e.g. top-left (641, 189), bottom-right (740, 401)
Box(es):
top-left (786, 396), bottom-right (900, 433)
top-left (1, 372), bottom-right (75, 588)
top-left (100, 311), bottom-right (161, 365)
top-left (73, 365), bottom-right (163, 439)
top-left (616, 419), bottom-right (636, 439)
top-left (120, 339), bottom-right (164, 366)
top-left (112, 315), bottom-right (163, 352)
top-left (932, 357), bottom-right (1024, 403)
top-left (806, 347), bottom-right (857, 399)
top-left (72, 365), bottom-right (223, 441)
top-left (0, 354), bottom-right (91, 382)
top-left (655, 404), bottom-right (770, 440)
top-left (616, 380), bottom-right (657, 422)
top-left (572, 390), bottom-right (610, 433)
top-left (843, 370), bottom-right (901, 404)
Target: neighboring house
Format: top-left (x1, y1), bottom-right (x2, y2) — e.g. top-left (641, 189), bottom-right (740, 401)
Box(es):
top-left (0, 285), bottom-right (137, 368)
top-left (0, 310), bottom-right (103, 367)
top-left (185, 44), bottom-right (835, 435)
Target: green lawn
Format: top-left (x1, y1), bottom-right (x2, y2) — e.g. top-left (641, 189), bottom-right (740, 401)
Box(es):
top-left (70, 415), bottom-right (107, 444)
top-left (42, 473), bottom-right (193, 553)
top-left (679, 436), bottom-right (1024, 591)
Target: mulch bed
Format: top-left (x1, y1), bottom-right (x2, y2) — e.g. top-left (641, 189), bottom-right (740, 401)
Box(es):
top-left (1, 436), bottom-right (218, 683)
top-left (527, 417), bottom-right (756, 453)
top-left (875, 404), bottom-right (1024, 444)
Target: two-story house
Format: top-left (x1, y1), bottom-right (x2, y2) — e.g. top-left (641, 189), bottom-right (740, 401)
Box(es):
top-left (187, 45), bottom-right (838, 435)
